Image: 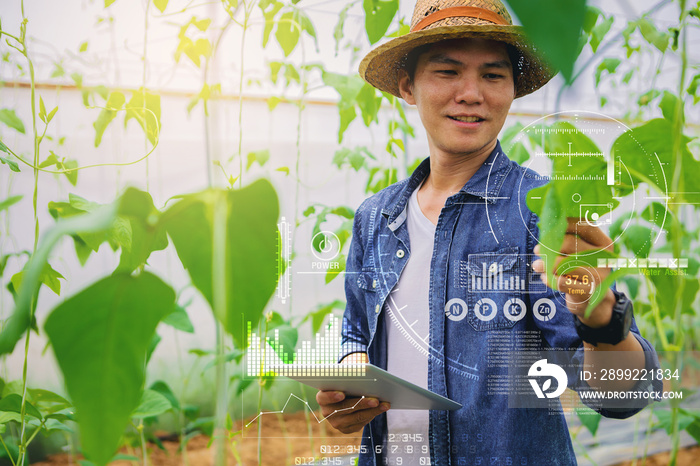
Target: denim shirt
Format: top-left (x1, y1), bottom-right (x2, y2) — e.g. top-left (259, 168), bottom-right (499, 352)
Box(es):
top-left (340, 143), bottom-right (660, 466)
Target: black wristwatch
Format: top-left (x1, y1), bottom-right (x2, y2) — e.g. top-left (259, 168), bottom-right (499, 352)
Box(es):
top-left (574, 290), bottom-right (633, 346)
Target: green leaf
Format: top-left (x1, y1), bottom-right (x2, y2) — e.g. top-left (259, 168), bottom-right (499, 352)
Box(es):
top-left (640, 202), bottom-right (670, 231)
top-left (612, 119), bottom-right (699, 199)
top-left (44, 272), bottom-right (175, 466)
top-left (132, 389), bottom-right (172, 418)
top-left (595, 58), bottom-right (621, 86)
top-left (0, 201), bottom-right (120, 355)
top-left (115, 188), bottom-right (168, 274)
top-left (275, 12), bottom-right (300, 57)
top-left (576, 407), bottom-right (602, 436)
top-left (104, 0), bottom-right (116, 7)
top-left (333, 2), bottom-right (352, 55)
top-left (0, 109), bottom-right (26, 134)
top-left (79, 41), bottom-right (89, 53)
top-left (338, 106), bottom-right (357, 143)
top-left (0, 195), bottom-right (22, 213)
top-left (124, 90), bottom-right (161, 146)
top-left (11, 261), bottom-right (65, 296)
top-left (0, 394), bottom-right (43, 419)
top-left (193, 18), bottom-right (211, 31)
top-left (687, 74), bottom-right (700, 104)
top-left (636, 18), bottom-right (669, 53)
top-left (659, 91), bottom-right (682, 123)
top-left (62, 159), bottom-right (78, 186)
top-left (620, 225), bottom-right (654, 258)
top-left (357, 84), bottom-right (381, 126)
top-left (362, 0), bottom-right (398, 45)
top-left (654, 409), bottom-right (695, 435)
top-left (93, 92), bottom-right (125, 147)
top-left (149, 380), bottom-right (180, 411)
top-left (163, 181), bottom-right (280, 347)
top-left (0, 156), bottom-right (20, 172)
top-left (154, 0), bottom-right (168, 13)
top-left (162, 304), bottom-right (195, 333)
top-left (27, 388), bottom-right (72, 415)
top-left (261, 2), bottom-right (284, 48)
top-left (649, 274), bottom-right (700, 319)
top-left (39, 97), bottom-right (47, 123)
top-left (590, 16), bottom-right (613, 53)
top-left (246, 150), bottom-right (271, 170)
top-left (506, 0), bottom-right (586, 83)
top-left (325, 253), bottom-right (345, 284)
top-left (582, 6), bottom-right (601, 35)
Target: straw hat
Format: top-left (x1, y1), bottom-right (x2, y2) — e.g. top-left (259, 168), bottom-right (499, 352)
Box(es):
top-left (359, 0), bottom-right (556, 99)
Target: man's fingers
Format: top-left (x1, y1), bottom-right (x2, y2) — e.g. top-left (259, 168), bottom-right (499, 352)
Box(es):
top-left (316, 390), bottom-right (345, 406)
top-left (317, 394), bottom-right (390, 433)
top-left (566, 219), bottom-right (614, 251)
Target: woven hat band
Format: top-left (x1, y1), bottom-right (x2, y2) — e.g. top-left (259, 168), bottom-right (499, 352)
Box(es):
top-left (411, 6), bottom-right (510, 32)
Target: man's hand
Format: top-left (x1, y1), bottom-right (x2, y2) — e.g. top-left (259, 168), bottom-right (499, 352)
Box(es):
top-left (316, 352), bottom-right (390, 434)
top-left (532, 219), bottom-right (616, 328)
top-left (316, 390), bottom-right (390, 434)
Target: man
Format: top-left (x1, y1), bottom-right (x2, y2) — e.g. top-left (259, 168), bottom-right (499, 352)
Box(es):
top-left (317, 1), bottom-right (660, 464)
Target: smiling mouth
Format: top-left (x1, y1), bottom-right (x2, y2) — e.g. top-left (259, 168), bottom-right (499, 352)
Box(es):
top-left (449, 116), bottom-right (484, 123)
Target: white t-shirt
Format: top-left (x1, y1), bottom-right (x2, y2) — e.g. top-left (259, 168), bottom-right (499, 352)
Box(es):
top-left (385, 185), bottom-right (435, 465)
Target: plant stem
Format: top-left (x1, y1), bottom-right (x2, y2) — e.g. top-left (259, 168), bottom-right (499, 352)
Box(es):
top-left (212, 194), bottom-right (229, 466)
top-left (235, 0), bottom-right (251, 189)
top-left (143, 0), bottom-right (151, 191)
top-left (138, 421), bottom-right (149, 466)
top-left (667, 2), bottom-right (688, 464)
top-left (17, 1), bottom-right (40, 461)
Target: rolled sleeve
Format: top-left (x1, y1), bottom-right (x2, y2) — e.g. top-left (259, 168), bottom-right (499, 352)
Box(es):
top-left (338, 201), bottom-right (371, 363)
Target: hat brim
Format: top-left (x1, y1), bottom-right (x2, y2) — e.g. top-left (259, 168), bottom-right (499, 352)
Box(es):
top-left (359, 25), bottom-right (556, 99)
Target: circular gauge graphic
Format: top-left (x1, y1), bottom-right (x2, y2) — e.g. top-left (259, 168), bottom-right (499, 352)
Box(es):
top-left (311, 231), bottom-right (341, 261)
top-left (504, 298), bottom-right (527, 322)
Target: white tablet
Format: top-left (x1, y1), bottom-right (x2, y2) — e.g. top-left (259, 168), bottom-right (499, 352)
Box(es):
top-left (270, 363), bottom-right (462, 410)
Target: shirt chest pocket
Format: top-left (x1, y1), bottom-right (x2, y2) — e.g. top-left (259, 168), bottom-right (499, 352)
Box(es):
top-left (465, 247), bottom-right (526, 331)
top-left (356, 269), bottom-right (382, 314)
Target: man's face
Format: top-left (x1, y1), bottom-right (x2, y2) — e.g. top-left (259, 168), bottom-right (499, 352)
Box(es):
top-left (399, 38), bottom-right (515, 161)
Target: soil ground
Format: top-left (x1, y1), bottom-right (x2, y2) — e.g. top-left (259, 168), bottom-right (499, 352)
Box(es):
top-left (32, 411), bottom-right (699, 466)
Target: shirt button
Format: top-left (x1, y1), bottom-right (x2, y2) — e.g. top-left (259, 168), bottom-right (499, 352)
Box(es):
top-left (396, 249), bottom-right (405, 258)
top-left (375, 305), bottom-right (380, 313)
top-left (488, 263), bottom-right (498, 275)
top-left (372, 280), bottom-right (377, 289)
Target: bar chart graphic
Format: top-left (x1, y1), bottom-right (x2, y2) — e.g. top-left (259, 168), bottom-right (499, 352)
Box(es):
top-left (467, 254), bottom-right (547, 294)
top-left (246, 314), bottom-right (365, 377)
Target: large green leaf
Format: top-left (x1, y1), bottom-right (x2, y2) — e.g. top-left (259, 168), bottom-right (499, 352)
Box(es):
top-left (163, 180), bottom-right (280, 347)
top-left (505, 0), bottom-right (587, 83)
top-left (612, 119), bottom-right (699, 201)
top-left (44, 272), bottom-right (175, 466)
top-left (362, 0), bottom-right (398, 45)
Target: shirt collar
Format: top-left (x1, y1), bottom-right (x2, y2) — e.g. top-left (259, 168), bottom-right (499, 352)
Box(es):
top-left (382, 142), bottom-right (512, 230)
